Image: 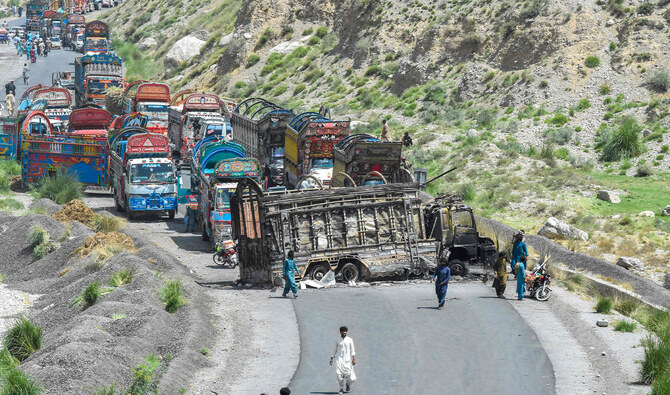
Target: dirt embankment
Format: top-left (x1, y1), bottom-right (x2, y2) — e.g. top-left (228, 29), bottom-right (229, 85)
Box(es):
top-left (478, 216), bottom-right (670, 307)
top-left (0, 201), bottom-right (215, 393)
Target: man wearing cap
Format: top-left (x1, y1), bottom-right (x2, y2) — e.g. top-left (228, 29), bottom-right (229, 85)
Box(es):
top-left (431, 257), bottom-right (451, 309)
top-left (4, 80), bottom-right (16, 116)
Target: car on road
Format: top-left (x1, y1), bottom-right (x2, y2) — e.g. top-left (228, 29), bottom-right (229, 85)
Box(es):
top-left (48, 37), bottom-right (62, 49)
top-left (12, 27), bottom-right (26, 40)
top-left (73, 35), bottom-right (84, 52)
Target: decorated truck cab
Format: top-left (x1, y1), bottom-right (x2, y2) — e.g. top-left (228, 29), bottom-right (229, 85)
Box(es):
top-left (123, 81), bottom-right (171, 135)
top-left (109, 129), bottom-right (178, 219)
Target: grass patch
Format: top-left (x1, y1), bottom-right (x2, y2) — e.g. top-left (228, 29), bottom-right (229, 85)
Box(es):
top-left (159, 280), bottom-right (187, 313)
top-left (245, 54), bottom-right (260, 68)
top-left (614, 320), bottom-right (637, 332)
top-left (91, 215), bottom-right (125, 233)
top-left (112, 313), bottom-right (126, 320)
top-left (585, 56), bottom-right (601, 68)
top-left (35, 172), bottom-right (82, 205)
top-left (27, 225), bottom-right (55, 260)
top-left (128, 355), bottom-right (161, 395)
top-left (0, 363), bottom-right (43, 395)
top-left (111, 40), bottom-right (162, 80)
top-left (200, 348), bottom-right (210, 357)
top-left (587, 173), bottom-right (668, 217)
top-left (109, 268), bottom-right (135, 288)
top-left (595, 296), bottom-right (613, 313)
top-left (3, 316), bottom-right (42, 362)
top-left (0, 198), bottom-right (24, 212)
top-left (600, 118), bottom-right (643, 162)
top-left (71, 282), bottom-right (112, 308)
top-left (94, 385), bottom-right (116, 395)
top-left (562, 273), bottom-right (590, 293)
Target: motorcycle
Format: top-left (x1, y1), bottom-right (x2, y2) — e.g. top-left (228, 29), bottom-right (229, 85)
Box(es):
top-left (527, 261), bottom-right (552, 301)
top-left (212, 239), bottom-right (238, 268)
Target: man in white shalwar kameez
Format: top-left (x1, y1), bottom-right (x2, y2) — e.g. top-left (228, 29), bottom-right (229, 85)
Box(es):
top-left (330, 325), bottom-right (356, 394)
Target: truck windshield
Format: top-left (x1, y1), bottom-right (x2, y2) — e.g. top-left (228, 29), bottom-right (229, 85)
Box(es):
top-left (311, 158), bottom-right (333, 169)
top-left (130, 163), bottom-right (175, 184)
top-left (138, 104), bottom-right (169, 125)
top-left (88, 78), bottom-right (122, 95)
top-left (203, 124), bottom-right (224, 137)
top-left (85, 38), bottom-right (107, 52)
top-left (453, 210), bottom-right (475, 230)
top-left (215, 187), bottom-right (231, 210)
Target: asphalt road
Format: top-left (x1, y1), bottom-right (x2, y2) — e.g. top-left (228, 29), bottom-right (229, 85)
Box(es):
top-left (290, 282), bottom-right (554, 394)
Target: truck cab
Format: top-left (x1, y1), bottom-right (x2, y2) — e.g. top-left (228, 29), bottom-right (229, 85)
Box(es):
top-left (425, 201), bottom-right (497, 276)
top-left (137, 102), bottom-right (170, 134)
top-left (124, 158), bottom-right (178, 216)
top-left (196, 118), bottom-right (231, 141)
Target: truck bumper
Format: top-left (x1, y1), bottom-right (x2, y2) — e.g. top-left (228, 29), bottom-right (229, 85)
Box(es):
top-left (128, 196), bottom-right (178, 212)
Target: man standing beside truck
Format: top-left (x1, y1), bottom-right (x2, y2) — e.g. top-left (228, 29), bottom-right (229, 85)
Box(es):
top-left (282, 251), bottom-right (300, 298)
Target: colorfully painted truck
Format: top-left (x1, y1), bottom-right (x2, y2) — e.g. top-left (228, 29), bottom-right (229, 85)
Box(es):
top-left (109, 129), bottom-right (178, 219)
top-left (83, 20), bottom-right (109, 54)
top-left (123, 82), bottom-right (171, 135)
top-left (190, 139), bottom-right (260, 248)
top-left (26, 0), bottom-right (49, 32)
top-left (20, 111), bottom-right (109, 186)
top-left (332, 133), bottom-right (414, 187)
top-left (68, 107), bottom-right (111, 139)
top-left (64, 15), bottom-right (85, 48)
top-left (168, 93), bottom-right (226, 168)
top-left (284, 112), bottom-right (350, 189)
top-left (74, 53), bottom-right (124, 108)
top-left (0, 118), bottom-right (19, 160)
top-left (231, 98), bottom-right (295, 188)
top-left (33, 87), bottom-right (73, 130)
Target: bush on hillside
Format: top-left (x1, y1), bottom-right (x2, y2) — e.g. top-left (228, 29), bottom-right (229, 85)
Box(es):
top-left (544, 127), bottom-right (573, 145)
top-left (245, 54), bottom-right (260, 68)
top-left (648, 68), bottom-right (670, 92)
top-left (36, 172), bottom-right (82, 205)
top-left (585, 56), bottom-right (601, 68)
top-left (600, 117), bottom-right (644, 162)
top-left (3, 316), bottom-right (42, 362)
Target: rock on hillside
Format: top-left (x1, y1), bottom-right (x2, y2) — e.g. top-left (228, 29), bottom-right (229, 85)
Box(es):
top-left (165, 35), bottom-right (207, 72)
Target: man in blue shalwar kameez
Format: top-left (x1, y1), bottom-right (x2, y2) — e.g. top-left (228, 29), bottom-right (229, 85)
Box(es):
top-left (511, 231), bottom-right (528, 275)
top-left (282, 250), bottom-right (300, 298)
top-left (516, 256), bottom-right (527, 301)
top-left (431, 257), bottom-right (451, 310)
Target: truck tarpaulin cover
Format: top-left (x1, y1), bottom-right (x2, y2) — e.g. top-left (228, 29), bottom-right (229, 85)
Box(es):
top-left (184, 94), bottom-right (220, 111)
top-left (33, 88), bottom-right (72, 108)
top-left (69, 108), bottom-right (112, 130)
top-left (135, 83), bottom-right (170, 102)
top-left (126, 134), bottom-right (170, 154)
top-left (68, 15), bottom-right (85, 24)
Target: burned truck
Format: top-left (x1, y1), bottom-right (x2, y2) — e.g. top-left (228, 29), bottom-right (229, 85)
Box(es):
top-left (232, 179), bottom-right (497, 285)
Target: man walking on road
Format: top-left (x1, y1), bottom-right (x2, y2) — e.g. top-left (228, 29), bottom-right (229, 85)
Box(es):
top-left (431, 257), bottom-right (451, 309)
top-left (492, 251), bottom-right (508, 298)
top-left (4, 80), bottom-right (16, 116)
top-left (330, 326), bottom-right (356, 394)
top-left (23, 63), bottom-right (30, 85)
top-left (282, 250), bottom-right (300, 298)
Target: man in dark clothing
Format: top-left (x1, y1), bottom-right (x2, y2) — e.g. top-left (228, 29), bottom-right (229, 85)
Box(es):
top-left (5, 80), bottom-right (16, 96)
top-left (402, 131), bottom-right (413, 147)
top-left (431, 257), bottom-right (451, 309)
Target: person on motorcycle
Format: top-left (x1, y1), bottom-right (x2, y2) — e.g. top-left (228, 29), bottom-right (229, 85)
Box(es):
top-left (4, 80), bottom-right (15, 116)
top-left (492, 251), bottom-right (508, 298)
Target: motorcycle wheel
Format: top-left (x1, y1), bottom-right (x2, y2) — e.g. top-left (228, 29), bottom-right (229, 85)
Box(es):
top-left (229, 255), bottom-right (239, 268)
top-left (535, 285), bottom-right (552, 301)
top-left (212, 253), bottom-right (226, 266)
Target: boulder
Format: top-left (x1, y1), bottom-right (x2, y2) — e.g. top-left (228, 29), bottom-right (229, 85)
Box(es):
top-left (596, 320), bottom-right (609, 327)
top-left (642, 129), bottom-right (652, 138)
top-left (581, 190), bottom-right (594, 198)
top-left (243, 32), bottom-right (253, 40)
top-left (538, 217), bottom-right (589, 242)
top-left (606, 18), bottom-right (615, 27)
top-left (664, 272), bottom-right (670, 290)
top-left (138, 37), bottom-right (156, 51)
top-left (465, 129), bottom-right (479, 138)
top-left (218, 33), bottom-right (233, 47)
top-left (597, 190), bottom-right (620, 204)
top-left (616, 257), bottom-right (645, 271)
top-left (639, 211), bottom-right (655, 218)
top-left (662, 205), bottom-right (670, 216)
top-left (164, 35), bottom-right (206, 72)
top-left (191, 30), bottom-right (210, 41)
top-left (269, 40), bottom-right (301, 54)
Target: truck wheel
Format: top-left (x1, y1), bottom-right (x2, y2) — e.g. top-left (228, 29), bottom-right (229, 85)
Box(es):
top-left (126, 199), bottom-right (135, 219)
top-left (168, 209), bottom-right (175, 220)
top-left (448, 259), bottom-right (469, 277)
top-left (308, 264), bottom-right (329, 281)
top-left (340, 263), bottom-right (360, 282)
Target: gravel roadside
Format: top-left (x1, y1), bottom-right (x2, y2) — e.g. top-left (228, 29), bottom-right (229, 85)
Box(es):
top-left (82, 192), bottom-right (299, 394)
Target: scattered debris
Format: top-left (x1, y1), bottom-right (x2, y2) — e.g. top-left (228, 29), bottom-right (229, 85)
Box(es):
top-left (53, 199), bottom-right (95, 226)
top-left (302, 280), bottom-right (324, 289)
top-left (73, 231), bottom-right (135, 257)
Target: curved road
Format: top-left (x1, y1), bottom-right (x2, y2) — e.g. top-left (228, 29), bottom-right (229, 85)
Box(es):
top-left (290, 282), bottom-right (554, 394)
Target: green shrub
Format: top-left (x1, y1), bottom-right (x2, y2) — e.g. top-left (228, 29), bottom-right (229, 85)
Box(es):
top-left (614, 320), bottom-right (637, 332)
top-left (245, 54), bottom-right (260, 68)
top-left (36, 172), bottom-right (82, 205)
top-left (547, 113), bottom-right (569, 126)
top-left (661, 145), bottom-right (669, 153)
top-left (293, 84), bottom-right (306, 95)
top-left (91, 215), bottom-right (123, 233)
top-left (271, 85), bottom-right (287, 96)
top-left (576, 98), bottom-right (591, 110)
top-left (315, 26), bottom-right (328, 38)
top-left (635, 52), bottom-right (652, 62)
top-left (540, 144), bottom-right (554, 161)
top-left (0, 347), bottom-right (19, 370)
top-left (555, 147), bottom-right (569, 160)
top-left (609, 42), bottom-right (617, 52)
top-left (254, 28), bottom-right (275, 50)
top-left (544, 127), bottom-right (573, 145)
top-left (159, 280), bottom-right (187, 313)
top-left (600, 118), bottom-right (643, 162)
top-left (0, 364), bottom-right (43, 395)
top-left (94, 385), bottom-right (116, 395)
top-left (638, 2), bottom-right (654, 15)
top-left (648, 68), bottom-right (670, 92)
top-left (652, 374), bottom-right (670, 395)
top-left (302, 27), bottom-right (313, 36)
top-left (27, 226), bottom-right (48, 248)
top-left (642, 337), bottom-right (670, 384)
top-left (636, 164), bottom-right (653, 177)
top-left (595, 296), bottom-right (612, 313)
top-left (3, 316), bottom-right (42, 362)
top-left (109, 268), bottom-right (135, 288)
top-left (599, 84), bottom-right (611, 95)
top-left (128, 355), bottom-right (161, 395)
top-left (459, 184), bottom-right (476, 201)
top-left (364, 65), bottom-right (380, 77)
top-left (307, 36), bottom-right (320, 45)
top-left (83, 282), bottom-right (101, 306)
top-left (585, 56), bottom-right (601, 68)
top-left (539, 80), bottom-right (549, 88)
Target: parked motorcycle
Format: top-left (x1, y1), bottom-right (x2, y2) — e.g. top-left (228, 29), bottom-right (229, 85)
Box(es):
top-left (212, 239), bottom-right (238, 268)
top-left (527, 261), bottom-right (552, 301)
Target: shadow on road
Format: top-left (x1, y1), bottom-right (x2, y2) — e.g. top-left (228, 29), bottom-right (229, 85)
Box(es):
top-left (309, 392), bottom-right (339, 394)
top-left (195, 280), bottom-right (241, 289)
top-left (417, 306), bottom-right (439, 309)
top-left (170, 234), bottom-right (211, 253)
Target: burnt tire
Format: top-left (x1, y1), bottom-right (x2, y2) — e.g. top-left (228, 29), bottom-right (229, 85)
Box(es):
top-left (448, 259), bottom-right (469, 277)
top-left (340, 263), bottom-right (360, 282)
top-left (308, 264), bottom-right (329, 281)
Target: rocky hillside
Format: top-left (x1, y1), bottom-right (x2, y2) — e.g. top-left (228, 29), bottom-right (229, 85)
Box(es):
top-left (102, 0), bottom-right (670, 284)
